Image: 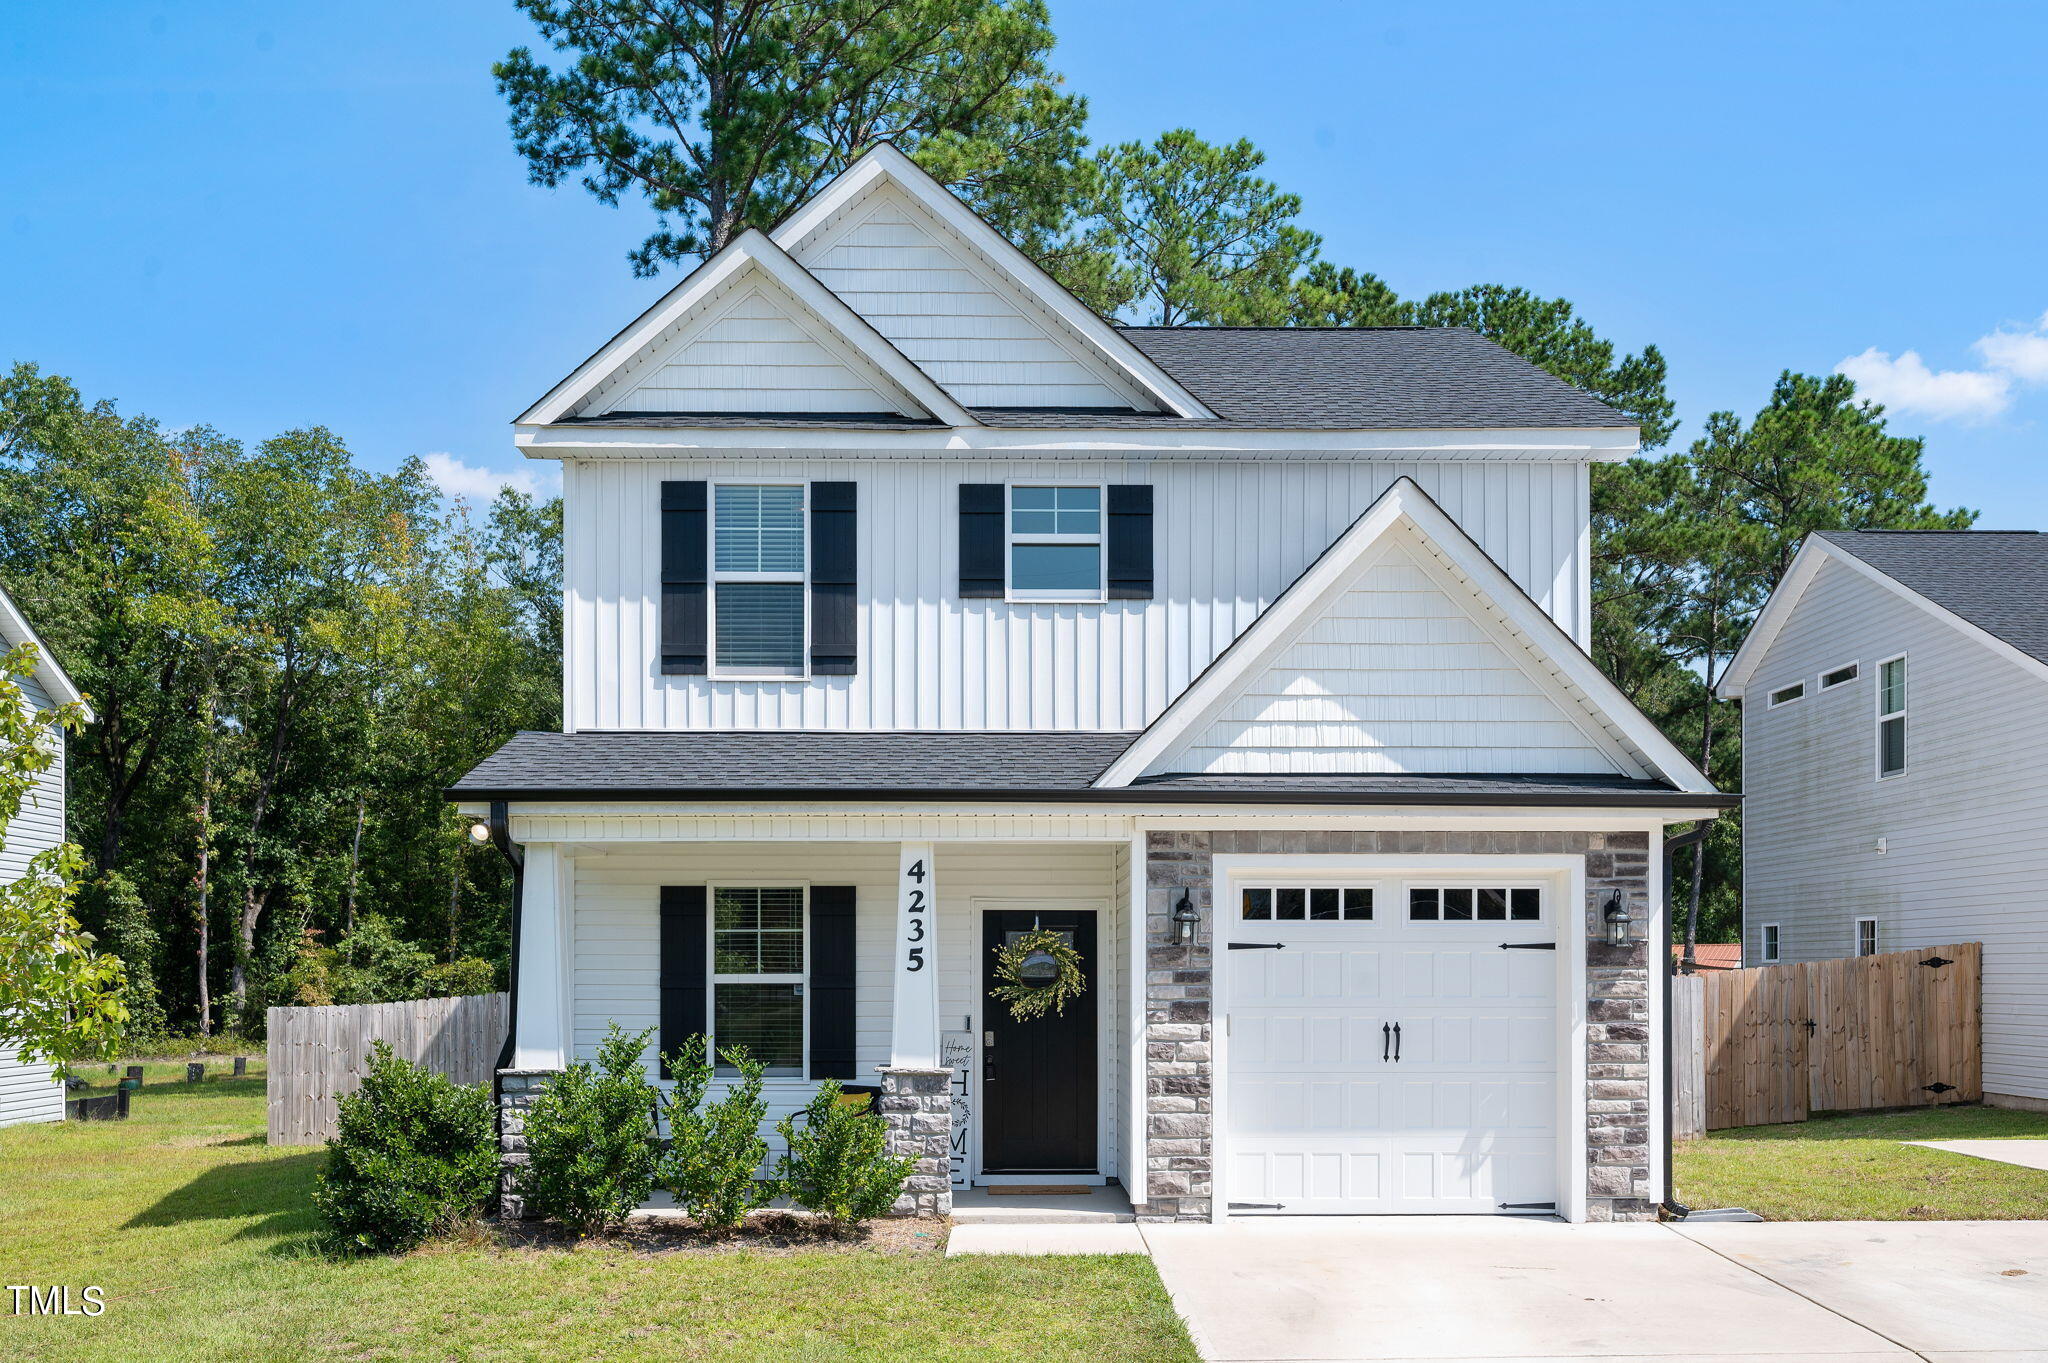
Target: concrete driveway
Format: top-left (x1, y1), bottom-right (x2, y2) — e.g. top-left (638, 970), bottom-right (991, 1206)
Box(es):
top-left (1137, 1216), bottom-right (2048, 1363)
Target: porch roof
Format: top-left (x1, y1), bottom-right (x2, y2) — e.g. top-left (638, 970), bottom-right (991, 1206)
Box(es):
top-left (448, 730), bottom-right (1732, 808)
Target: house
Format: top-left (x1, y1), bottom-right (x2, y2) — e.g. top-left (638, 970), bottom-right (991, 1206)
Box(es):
top-left (1719, 528), bottom-right (2048, 1112)
top-left (0, 584), bottom-right (90, 1128)
top-left (451, 145), bottom-right (1728, 1223)
top-left (1672, 943), bottom-right (1741, 972)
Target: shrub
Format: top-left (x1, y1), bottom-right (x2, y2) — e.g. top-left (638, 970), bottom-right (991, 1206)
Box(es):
top-left (312, 1042), bottom-right (496, 1255)
top-left (775, 1081), bottom-right (915, 1229)
top-left (515, 1023), bottom-right (658, 1234)
top-left (654, 1035), bottom-right (774, 1232)
top-left (423, 957), bottom-right (498, 997)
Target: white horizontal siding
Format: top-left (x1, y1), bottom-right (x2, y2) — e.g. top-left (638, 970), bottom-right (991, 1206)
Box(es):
top-left (1171, 540), bottom-right (1623, 775)
top-left (1740, 556), bottom-right (2048, 1101)
top-left (793, 187), bottom-right (1136, 409)
top-left (0, 672), bottom-right (66, 1128)
top-left (564, 456), bottom-right (1590, 732)
top-left (0, 1047), bottom-right (63, 1127)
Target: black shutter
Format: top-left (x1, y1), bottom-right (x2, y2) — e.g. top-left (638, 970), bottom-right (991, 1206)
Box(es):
top-left (658, 885), bottom-right (707, 1079)
top-left (808, 885), bottom-right (857, 1081)
top-left (659, 481), bottom-right (708, 674)
top-left (959, 483), bottom-right (1006, 598)
top-left (1107, 484), bottom-right (1155, 600)
top-left (809, 482), bottom-right (857, 675)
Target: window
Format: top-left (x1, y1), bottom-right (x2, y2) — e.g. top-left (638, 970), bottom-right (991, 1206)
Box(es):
top-left (1769, 682), bottom-right (1806, 707)
top-left (1855, 917), bottom-right (1879, 957)
top-left (1407, 886), bottom-right (1541, 922)
top-left (1877, 655), bottom-right (1907, 777)
top-left (1821, 662), bottom-right (1859, 690)
top-left (713, 485), bottom-right (806, 676)
top-left (1008, 485), bottom-right (1103, 601)
top-left (711, 886), bottom-right (806, 1076)
top-left (1760, 923), bottom-right (1780, 963)
top-left (1242, 886), bottom-right (1374, 921)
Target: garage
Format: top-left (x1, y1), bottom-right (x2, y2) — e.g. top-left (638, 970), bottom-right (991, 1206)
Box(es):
top-left (1220, 871), bottom-right (1563, 1215)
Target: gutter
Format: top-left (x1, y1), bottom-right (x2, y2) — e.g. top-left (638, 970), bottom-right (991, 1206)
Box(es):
top-left (445, 783), bottom-right (1738, 810)
top-left (1659, 819), bottom-right (1713, 1220)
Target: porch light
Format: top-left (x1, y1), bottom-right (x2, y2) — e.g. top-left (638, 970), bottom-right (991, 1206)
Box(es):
top-left (468, 822), bottom-right (492, 845)
top-left (1172, 889), bottom-right (1200, 944)
top-left (1602, 892), bottom-right (1635, 948)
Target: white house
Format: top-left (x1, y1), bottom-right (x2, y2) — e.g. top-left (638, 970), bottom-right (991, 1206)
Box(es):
top-left (0, 584), bottom-right (89, 1128)
top-left (453, 145), bottom-right (1727, 1222)
top-left (1719, 528), bottom-right (2048, 1111)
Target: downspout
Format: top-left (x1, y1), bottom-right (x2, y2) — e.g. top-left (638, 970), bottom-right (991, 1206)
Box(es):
top-left (1660, 820), bottom-right (1712, 1219)
top-left (486, 800), bottom-right (524, 1192)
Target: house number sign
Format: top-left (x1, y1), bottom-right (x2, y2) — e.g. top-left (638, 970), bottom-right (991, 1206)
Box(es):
top-left (902, 856), bottom-right (929, 971)
top-left (891, 842), bottom-right (941, 1068)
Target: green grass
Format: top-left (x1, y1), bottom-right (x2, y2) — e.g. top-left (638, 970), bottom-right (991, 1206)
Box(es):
top-left (1677, 1103), bottom-right (2048, 1220)
top-left (0, 1068), bottom-right (1195, 1362)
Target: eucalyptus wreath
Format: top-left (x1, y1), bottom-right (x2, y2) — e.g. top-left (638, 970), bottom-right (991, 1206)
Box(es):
top-left (989, 928), bottom-right (1087, 1022)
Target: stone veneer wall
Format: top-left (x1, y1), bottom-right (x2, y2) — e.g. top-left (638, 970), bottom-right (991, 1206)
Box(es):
top-left (496, 1067), bottom-right (556, 1220)
top-left (1141, 829), bottom-right (1655, 1223)
top-left (877, 1065), bottom-right (953, 1217)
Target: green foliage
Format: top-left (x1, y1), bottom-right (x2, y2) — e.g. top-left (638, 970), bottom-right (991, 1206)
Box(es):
top-left (312, 1042), bottom-right (498, 1256)
top-left (282, 916), bottom-right (436, 1007)
top-left (83, 870), bottom-right (166, 1041)
top-left (423, 957), bottom-right (499, 997)
top-left (988, 927), bottom-right (1086, 1021)
top-left (775, 1081), bottom-right (914, 1228)
top-left (495, 0), bottom-right (1090, 277)
top-left (655, 1035), bottom-right (775, 1231)
top-left (516, 1023), bottom-right (660, 1235)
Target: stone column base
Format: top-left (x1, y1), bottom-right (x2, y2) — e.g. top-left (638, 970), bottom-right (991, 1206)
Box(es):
top-left (496, 1068), bottom-right (558, 1220)
top-left (877, 1065), bottom-right (952, 1217)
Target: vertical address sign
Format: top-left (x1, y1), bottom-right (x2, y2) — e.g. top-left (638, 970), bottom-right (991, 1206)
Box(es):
top-left (890, 842), bottom-right (940, 1068)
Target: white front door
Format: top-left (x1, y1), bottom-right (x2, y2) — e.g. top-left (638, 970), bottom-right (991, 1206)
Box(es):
top-left (1225, 880), bottom-right (1559, 1215)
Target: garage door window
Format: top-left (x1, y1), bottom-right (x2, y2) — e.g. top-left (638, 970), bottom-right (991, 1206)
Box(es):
top-left (1407, 886), bottom-right (1541, 922)
top-left (1241, 886), bottom-right (1374, 921)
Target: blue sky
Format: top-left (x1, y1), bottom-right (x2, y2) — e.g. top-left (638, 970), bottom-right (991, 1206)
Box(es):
top-left (3, 1), bottom-right (2044, 521)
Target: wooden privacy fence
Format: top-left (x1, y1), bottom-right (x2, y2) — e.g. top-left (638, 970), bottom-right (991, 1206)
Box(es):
top-left (267, 993), bottom-right (509, 1145)
top-left (1671, 943), bottom-right (1980, 1135)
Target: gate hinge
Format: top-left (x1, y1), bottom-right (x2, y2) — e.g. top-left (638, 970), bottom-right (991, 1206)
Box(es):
top-left (1923, 1082), bottom-right (1957, 1095)
top-left (1920, 955), bottom-right (1955, 969)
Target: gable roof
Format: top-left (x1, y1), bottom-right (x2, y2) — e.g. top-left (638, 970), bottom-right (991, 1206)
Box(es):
top-left (1719, 530), bottom-right (2048, 698)
top-left (0, 584), bottom-right (90, 719)
top-left (1095, 477), bottom-right (1714, 793)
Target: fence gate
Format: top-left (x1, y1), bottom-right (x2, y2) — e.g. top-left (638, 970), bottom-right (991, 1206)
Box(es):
top-left (1688, 943), bottom-right (1979, 1132)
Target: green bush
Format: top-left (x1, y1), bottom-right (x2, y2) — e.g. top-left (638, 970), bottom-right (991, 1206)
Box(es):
top-left (422, 957), bottom-right (498, 997)
top-left (312, 1042), bottom-right (497, 1255)
top-left (515, 1023), bottom-right (658, 1234)
top-left (655, 1035), bottom-right (774, 1232)
top-left (775, 1081), bottom-right (914, 1229)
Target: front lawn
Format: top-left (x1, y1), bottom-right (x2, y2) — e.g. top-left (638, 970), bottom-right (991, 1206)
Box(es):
top-left (0, 1064), bottom-right (1194, 1362)
top-left (1677, 1103), bottom-right (2048, 1220)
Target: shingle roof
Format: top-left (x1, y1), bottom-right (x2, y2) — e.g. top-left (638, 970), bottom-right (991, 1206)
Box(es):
top-left (1816, 530), bottom-right (2048, 666)
top-left (447, 731), bottom-right (1727, 806)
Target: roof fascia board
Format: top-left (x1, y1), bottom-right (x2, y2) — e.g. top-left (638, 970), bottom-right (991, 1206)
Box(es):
top-left (770, 145), bottom-right (1216, 420)
top-left (1095, 477), bottom-right (1715, 793)
top-left (0, 586), bottom-right (90, 718)
top-left (514, 424), bottom-right (1642, 458)
top-left (519, 228), bottom-right (976, 429)
top-left (446, 786), bottom-right (1734, 811)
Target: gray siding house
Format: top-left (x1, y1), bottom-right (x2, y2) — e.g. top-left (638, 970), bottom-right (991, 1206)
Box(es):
top-left (1719, 529), bottom-right (2048, 1110)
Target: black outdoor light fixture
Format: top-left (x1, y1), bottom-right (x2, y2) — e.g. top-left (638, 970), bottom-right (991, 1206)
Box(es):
top-left (1602, 891), bottom-right (1635, 948)
top-left (1172, 889), bottom-right (1200, 943)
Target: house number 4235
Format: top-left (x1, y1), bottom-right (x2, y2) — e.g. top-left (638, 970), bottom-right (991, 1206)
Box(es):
top-left (903, 858), bottom-right (928, 970)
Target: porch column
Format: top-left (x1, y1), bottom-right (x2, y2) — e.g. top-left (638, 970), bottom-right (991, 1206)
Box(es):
top-left (880, 842), bottom-right (949, 1215)
top-left (501, 842), bottom-right (570, 1218)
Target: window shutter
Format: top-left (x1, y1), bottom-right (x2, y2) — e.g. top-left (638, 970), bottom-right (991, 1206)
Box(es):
top-left (808, 885), bottom-right (857, 1081)
top-left (658, 885), bottom-right (707, 1079)
top-left (959, 483), bottom-right (1005, 598)
top-left (1107, 484), bottom-right (1154, 600)
top-left (659, 481), bottom-right (708, 674)
top-left (809, 482), bottom-right (857, 675)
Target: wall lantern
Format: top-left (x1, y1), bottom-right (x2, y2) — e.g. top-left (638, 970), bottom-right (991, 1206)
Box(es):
top-left (1602, 892), bottom-right (1635, 948)
top-left (467, 822), bottom-right (493, 845)
top-left (1172, 889), bottom-right (1200, 944)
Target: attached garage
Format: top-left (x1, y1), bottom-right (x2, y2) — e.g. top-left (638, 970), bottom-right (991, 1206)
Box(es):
top-left (1214, 855), bottom-right (1584, 1218)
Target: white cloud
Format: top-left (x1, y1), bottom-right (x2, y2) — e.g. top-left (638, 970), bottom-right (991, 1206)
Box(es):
top-left (1973, 310), bottom-right (2048, 384)
top-left (1833, 347), bottom-right (2013, 422)
top-left (421, 452), bottom-right (551, 503)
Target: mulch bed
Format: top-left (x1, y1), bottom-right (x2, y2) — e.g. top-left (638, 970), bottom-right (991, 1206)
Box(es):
top-left (488, 1211), bottom-right (950, 1257)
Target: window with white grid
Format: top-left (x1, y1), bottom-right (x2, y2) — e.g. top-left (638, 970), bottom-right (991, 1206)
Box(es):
top-left (711, 886), bottom-right (806, 1076)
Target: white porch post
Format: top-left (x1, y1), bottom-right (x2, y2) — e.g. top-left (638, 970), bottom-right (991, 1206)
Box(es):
top-left (888, 841), bottom-right (940, 1067)
top-left (510, 843), bottom-right (571, 1071)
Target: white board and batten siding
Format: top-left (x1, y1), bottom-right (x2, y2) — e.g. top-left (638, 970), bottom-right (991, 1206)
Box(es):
top-left (1740, 555), bottom-right (2048, 1103)
top-left (570, 842), bottom-right (1126, 1184)
top-left (564, 456), bottom-right (1591, 733)
top-left (0, 670), bottom-right (70, 1128)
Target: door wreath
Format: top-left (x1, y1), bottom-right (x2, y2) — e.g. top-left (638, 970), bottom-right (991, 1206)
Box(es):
top-left (990, 928), bottom-right (1087, 1021)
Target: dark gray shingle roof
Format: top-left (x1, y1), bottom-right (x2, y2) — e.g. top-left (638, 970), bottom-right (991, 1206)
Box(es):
top-left (1816, 530), bottom-right (2048, 666)
top-left (448, 731), bottom-right (1726, 806)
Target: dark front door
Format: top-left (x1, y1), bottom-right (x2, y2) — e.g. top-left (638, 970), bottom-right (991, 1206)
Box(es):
top-left (981, 909), bottom-right (1097, 1173)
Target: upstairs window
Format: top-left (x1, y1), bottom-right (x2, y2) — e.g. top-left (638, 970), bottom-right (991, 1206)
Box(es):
top-left (713, 485), bottom-right (806, 677)
top-left (1821, 663), bottom-right (1859, 690)
top-left (1769, 682), bottom-right (1806, 707)
top-left (1877, 655), bottom-right (1907, 777)
top-left (1856, 917), bottom-right (1879, 957)
top-left (1760, 923), bottom-right (1781, 963)
top-left (1008, 485), bottom-right (1103, 601)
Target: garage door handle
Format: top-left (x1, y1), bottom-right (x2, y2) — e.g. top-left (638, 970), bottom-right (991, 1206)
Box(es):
top-left (1392, 1022), bottom-right (1402, 1062)
top-left (1228, 942), bottom-right (1286, 950)
top-left (1382, 1022), bottom-right (1390, 1061)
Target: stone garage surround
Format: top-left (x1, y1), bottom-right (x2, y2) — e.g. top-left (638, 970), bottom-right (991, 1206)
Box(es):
top-left (1141, 829), bottom-right (1654, 1223)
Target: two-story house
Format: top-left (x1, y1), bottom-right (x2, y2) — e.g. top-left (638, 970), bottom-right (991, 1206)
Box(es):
top-left (1719, 528), bottom-right (2048, 1111)
top-left (451, 146), bottom-right (1726, 1223)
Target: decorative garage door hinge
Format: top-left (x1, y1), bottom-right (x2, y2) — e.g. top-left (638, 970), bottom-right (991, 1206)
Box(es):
top-left (1499, 1201), bottom-right (1558, 1211)
top-left (1227, 942), bottom-right (1286, 950)
top-left (1499, 942), bottom-right (1556, 951)
top-left (1229, 1202), bottom-right (1285, 1210)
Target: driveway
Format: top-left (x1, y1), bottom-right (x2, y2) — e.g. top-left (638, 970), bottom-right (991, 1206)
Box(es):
top-left (1136, 1216), bottom-right (2048, 1363)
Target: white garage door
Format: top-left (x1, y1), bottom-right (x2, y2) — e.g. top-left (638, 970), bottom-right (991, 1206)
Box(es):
top-left (1224, 880), bottom-right (1559, 1215)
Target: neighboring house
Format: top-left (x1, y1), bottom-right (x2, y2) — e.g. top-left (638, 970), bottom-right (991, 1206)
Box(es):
top-left (1720, 529), bottom-right (2048, 1111)
top-left (0, 584), bottom-right (89, 1128)
top-left (1672, 943), bottom-right (1742, 972)
top-left (452, 145), bottom-right (1727, 1223)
